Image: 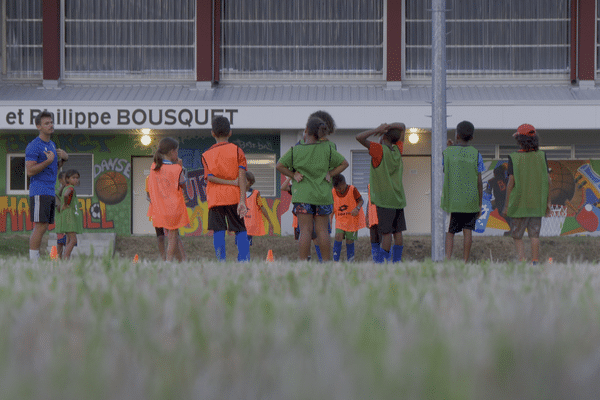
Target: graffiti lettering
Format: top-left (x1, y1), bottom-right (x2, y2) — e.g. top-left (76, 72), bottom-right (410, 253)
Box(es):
top-left (0, 196), bottom-right (32, 232)
top-left (94, 158), bottom-right (131, 179)
top-left (231, 139), bottom-right (274, 152)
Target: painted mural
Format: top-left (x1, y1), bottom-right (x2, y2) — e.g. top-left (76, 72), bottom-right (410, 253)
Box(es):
top-left (476, 160), bottom-right (600, 236)
top-left (179, 170), bottom-right (290, 236)
top-left (1, 133), bottom-right (138, 235)
top-left (176, 134), bottom-right (288, 236)
top-left (0, 132), bottom-right (289, 236)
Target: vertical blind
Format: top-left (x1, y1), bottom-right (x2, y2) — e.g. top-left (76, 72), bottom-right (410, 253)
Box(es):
top-left (220, 0), bottom-right (384, 81)
top-left (405, 0), bottom-right (570, 79)
top-left (63, 0), bottom-right (195, 79)
top-left (3, 0), bottom-right (42, 78)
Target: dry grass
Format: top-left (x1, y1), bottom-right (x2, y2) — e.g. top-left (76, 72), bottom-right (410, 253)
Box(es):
top-left (114, 234), bottom-right (600, 264)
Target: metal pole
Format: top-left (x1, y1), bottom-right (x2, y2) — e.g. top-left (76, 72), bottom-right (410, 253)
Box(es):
top-left (431, 0), bottom-right (447, 262)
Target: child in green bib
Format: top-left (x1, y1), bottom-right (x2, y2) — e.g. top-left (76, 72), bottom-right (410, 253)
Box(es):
top-left (441, 121), bottom-right (484, 262)
top-left (502, 124), bottom-right (551, 265)
top-left (57, 169), bottom-right (83, 259)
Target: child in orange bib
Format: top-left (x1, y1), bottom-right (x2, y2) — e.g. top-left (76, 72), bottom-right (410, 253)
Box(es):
top-left (331, 174), bottom-right (365, 261)
top-left (147, 137), bottom-right (189, 262)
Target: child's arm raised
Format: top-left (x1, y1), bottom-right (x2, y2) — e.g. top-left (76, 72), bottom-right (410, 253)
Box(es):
top-left (356, 124), bottom-right (390, 148)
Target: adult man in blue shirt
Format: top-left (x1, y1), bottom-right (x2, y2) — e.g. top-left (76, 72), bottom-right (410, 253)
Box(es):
top-left (25, 111), bottom-right (69, 260)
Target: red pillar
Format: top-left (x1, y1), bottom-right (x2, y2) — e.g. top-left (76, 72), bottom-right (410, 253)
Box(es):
top-left (42, 0), bottom-right (60, 80)
top-left (578, 0), bottom-right (596, 81)
top-left (196, 0), bottom-right (213, 82)
top-left (213, 0), bottom-right (221, 83)
top-left (387, 0), bottom-right (403, 82)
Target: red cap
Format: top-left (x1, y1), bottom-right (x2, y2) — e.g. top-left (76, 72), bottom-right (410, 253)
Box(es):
top-left (513, 124), bottom-right (536, 138)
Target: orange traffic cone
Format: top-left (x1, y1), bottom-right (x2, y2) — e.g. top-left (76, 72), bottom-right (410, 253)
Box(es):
top-left (266, 249), bottom-right (274, 262)
top-left (50, 245), bottom-right (58, 260)
top-left (133, 254), bottom-right (139, 263)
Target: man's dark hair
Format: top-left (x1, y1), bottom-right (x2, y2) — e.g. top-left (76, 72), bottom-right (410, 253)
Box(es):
top-left (332, 174), bottom-right (346, 187)
top-left (211, 116), bottom-right (231, 137)
top-left (456, 120), bottom-right (474, 141)
top-left (35, 110), bottom-right (53, 127)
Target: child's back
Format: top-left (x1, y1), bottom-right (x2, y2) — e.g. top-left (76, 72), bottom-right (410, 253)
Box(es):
top-left (202, 142), bottom-right (246, 208)
top-left (441, 144), bottom-right (481, 213)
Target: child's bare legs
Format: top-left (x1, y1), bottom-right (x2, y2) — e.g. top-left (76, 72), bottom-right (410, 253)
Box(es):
top-left (64, 232), bottom-right (77, 259)
top-left (57, 244), bottom-right (64, 259)
top-left (393, 231), bottom-right (403, 246)
top-left (177, 235), bottom-right (187, 262)
top-left (314, 215), bottom-right (331, 261)
top-left (445, 232), bottom-right (454, 260)
top-left (166, 229), bottom-right (183, 262)
top-left (297, 214), bottom-right (314, 260)
top-left (157, 235), bottom-right (166, 261)
top-left (531, 237), bottom-right (540, 262)
top-left (513, 238), bottom-right (526, 262)
top-left (463, 229), bottom-right (473, 262)
top-left (381, 232), bottom-right (392, 252)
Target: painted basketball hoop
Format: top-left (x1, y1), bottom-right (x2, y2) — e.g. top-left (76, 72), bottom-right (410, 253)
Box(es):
top-left (540, 204), bottom-right (567, 237)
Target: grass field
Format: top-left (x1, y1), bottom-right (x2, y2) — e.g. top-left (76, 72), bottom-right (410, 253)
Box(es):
top-left (1, 250), bottom-right (600, 399)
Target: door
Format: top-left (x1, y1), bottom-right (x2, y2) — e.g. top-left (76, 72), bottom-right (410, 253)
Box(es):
top-left (131, 157), bottom-right (155, 235)
top-left (402, 156), bottom-right (432, 234)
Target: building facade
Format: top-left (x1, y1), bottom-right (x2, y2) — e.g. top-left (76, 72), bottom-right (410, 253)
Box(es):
top-left (1, 0), bottom-right (600, 237)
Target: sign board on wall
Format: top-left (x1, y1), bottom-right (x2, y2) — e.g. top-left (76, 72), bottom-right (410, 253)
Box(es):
top-left (1, 104), bottom-right (599, 130)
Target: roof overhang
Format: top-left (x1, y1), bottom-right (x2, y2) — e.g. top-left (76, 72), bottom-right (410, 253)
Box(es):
top-left (1, 82), bottom-right (600, 130)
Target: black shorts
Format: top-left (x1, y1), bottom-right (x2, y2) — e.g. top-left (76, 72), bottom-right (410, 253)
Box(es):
top-left (208, 205), bottom-right (246, 232)
top-left (30, 195), bottom-right (55, 224)
top-left (376, 206), bottom-right (406, 234)
top-left (155, 227), bottom-right (165, 237)
top-left (448, 212), bottom-right (478, 234)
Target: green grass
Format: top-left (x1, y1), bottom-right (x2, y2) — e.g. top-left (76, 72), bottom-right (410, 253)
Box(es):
top-left (0, 255), bottom-right (599, 399)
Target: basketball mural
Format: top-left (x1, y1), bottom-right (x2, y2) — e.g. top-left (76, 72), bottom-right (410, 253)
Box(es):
top-left (95, 171), bottom-right (129, 205)
top-left (0, 133), bottom-right (134, 235)
top-left (478, 160), bottom-right (600, 236)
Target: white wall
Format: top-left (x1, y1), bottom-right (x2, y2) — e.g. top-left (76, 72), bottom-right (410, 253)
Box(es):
top-left (278, 129), bottom-right (434, 236)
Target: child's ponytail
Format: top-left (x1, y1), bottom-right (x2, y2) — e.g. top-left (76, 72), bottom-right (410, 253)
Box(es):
top-left (153, 137), bottom-right (179, 171)
top-left (306, 116), bottom-right (330, 140)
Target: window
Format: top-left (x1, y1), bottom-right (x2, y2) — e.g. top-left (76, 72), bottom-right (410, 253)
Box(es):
top-left (7, 153), bottom-right (94, 196)
top-left (350, 150), bottom-right (370, 194)
top-left (2, 1), bottom-right (43, 78)
top-left (62, 0), bottom-right (195, 80)
top-left (472, 144), bottom-right (497, 160)
top-left (65, 154), bottom-right (94, 196)
top-left (575, 144), bottom-right (600, 159)
top-left (540, 146), bottom-right (572, 160)
top-left (6, 154), bottom-right (29, 194)
top-left (246, 153), bottom-right (276, 197)
top-left (405, 0), bottom-right (570, 80)
top-left (220, 0), bottom-right (384, 81)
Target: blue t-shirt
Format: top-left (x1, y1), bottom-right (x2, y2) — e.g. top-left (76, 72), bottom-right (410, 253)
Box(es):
top-left (25, 137), bottom-right (58, 196)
